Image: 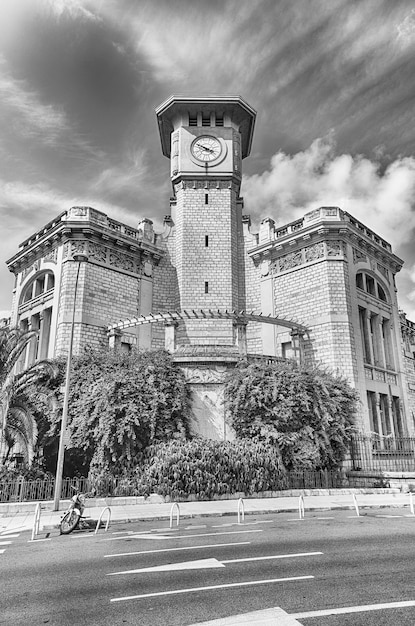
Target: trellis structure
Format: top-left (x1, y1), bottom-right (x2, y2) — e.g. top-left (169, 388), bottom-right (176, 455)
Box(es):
top-left (107, 309), bottom-right (308, 361)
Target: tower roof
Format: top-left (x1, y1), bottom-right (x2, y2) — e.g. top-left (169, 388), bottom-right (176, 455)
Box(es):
top-left (155, 95), bottom-right (256, 158)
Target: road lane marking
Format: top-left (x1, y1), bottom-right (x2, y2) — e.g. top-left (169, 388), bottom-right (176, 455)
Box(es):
top-left (104, 541), bottom-right (251, 558)
top-left (212, 520), bottom-right (273, 527)
top-left (0, 541), bottom-right (12, 545)
top-left (103, 534), bottom-right (172, 541)
top-left (185, 525), bottom-right (206, 529)
top-left (110, 575), bottom-right (314, 602)
top-left (103, 529), bottom-right (262, 542)
top-left (222, 551), bottom-right (323, 564)
top-left (292, 599), bottom-right (415, 618)
top-left (0, 533), bottom-right (20, 538)
top-left (108, 551), bottom-right (323, 575)
top-left (0, 549), bottom-right (5, 554)
top-left (109, 557), bottom-right (225, 574)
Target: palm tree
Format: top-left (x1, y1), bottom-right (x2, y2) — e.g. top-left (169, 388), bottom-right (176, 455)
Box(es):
top-left (0, 327), bottom-right (57, 466)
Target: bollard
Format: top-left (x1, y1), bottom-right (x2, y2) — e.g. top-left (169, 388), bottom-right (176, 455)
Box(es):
top-left (353, 493), bottom-right (360, 517)
top-left (237, 498), bottom-right (245, 524)
top-left (95, 506), bottom-right (111, 534)
top-left (410, 492), bottom-right (414, 516)
top-left (298, 494), bottom-right (305, 519)
top-left (31, 502), bottom-right (41, 541)
top-left (170, 502), bottom-right (180, 528)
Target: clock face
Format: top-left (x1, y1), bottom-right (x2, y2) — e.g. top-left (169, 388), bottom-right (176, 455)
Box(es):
top-left (191, 136), bottom-right (222, 162)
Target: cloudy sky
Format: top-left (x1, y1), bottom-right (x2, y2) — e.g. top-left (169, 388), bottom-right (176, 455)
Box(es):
top-left (1, 0), bottom-right (415, 318)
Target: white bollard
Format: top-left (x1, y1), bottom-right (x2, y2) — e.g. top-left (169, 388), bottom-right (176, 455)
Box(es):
top-left (298, 494), bottom-right (305, 519)
top-left (170, 502), bottom-right (180, 528)
top-left (353, 493), bottom-right (360, 516)
top-left (237, 498), bottom-right (245, 524)
top-left (409, 492), bottom-right (414, 516)
top-left (31, 502), bottom-right (41, 541)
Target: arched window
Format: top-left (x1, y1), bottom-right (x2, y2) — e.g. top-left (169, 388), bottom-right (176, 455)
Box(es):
top-left (20, 271), bottom-right (55, 305)
top-left (356, 272), bottom-right (389, 303)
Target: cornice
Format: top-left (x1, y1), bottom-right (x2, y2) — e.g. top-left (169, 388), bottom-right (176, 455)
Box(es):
top-left (7, 216), bottom-right (164, 274)
top-left (248, 219), bottom-right (403, 273)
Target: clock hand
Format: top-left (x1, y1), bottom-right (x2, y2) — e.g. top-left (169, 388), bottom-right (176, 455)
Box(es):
top-left (196, 143), bottom-right (214, 153)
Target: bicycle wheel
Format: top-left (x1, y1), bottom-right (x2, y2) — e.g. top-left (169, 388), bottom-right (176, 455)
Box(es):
top-left (60, 509), bottom-right (80, 535)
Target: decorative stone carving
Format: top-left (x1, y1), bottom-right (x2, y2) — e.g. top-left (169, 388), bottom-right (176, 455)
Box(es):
top-left (353, 247), bottom-right (367, 263)
top-left (109, 251), bottom-right (135, 272)
top-left (278, 251), bottom-right (303, 272)
top-left (326, 241), bottom-right (342, 256)
top-left (377, 263), bottom-right (389, 281)
top-left (69, 206), bottom-right (88, 217)
top-left (181, 366), bottom-right (226, 384)
top-left (89, 243), bottom-right (107, 263)
top-left (43, 248), bottom-right (57, 264)
top-left (70, 241), bottom-right (88, 256)
top-left (322, 207), bottom-right (338, 216)
top-left (304, 243), bottom-right (324, 262)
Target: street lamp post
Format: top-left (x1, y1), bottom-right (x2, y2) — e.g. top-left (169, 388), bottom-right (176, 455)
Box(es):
top-left (53, 253), bottom-right (88, 511)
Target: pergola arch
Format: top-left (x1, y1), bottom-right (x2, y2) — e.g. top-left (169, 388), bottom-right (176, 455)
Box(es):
top-left (107, 309), bottom-right (308, 361)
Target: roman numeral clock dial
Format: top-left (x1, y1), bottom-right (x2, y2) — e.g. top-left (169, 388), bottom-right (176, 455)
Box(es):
top-left (191, 136), bottom-right (222, 162)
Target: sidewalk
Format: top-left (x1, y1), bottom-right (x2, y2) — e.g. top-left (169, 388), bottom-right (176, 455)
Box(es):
top-left (0, 489), bottom-right (413, 534)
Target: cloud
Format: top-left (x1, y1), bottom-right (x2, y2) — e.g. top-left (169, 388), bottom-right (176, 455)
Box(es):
top-left (243, 134), bottom-right (415, 247)
top-left (90, 147), bottom-right (148, 197)
top-left (45, 0), bottom-right (101, 22)
top-left (397, 9), bottom-right (415, 42)
top-left (0, 56), bottom-right (104, 160)
top-left (0, 178), bottom-right (138, 233)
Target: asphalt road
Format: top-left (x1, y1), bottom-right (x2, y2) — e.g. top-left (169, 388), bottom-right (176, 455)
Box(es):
top-left (1, 508), bottom-right (414, 625)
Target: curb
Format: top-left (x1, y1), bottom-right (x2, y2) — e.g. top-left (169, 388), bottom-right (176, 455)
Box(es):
top-left (41, 502), bottom-right (413, 531)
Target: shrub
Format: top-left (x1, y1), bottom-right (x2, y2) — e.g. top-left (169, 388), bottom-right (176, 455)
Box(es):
top-left (133, 438), bottom-right (286, 499)
top-left (225, 360), bottom-right (358, 470)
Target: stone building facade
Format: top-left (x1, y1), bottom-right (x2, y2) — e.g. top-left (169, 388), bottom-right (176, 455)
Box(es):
top-left (6, 96), bottom-right (415, 441)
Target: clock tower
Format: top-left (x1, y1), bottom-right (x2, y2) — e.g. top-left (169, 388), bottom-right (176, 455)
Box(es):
top-left (156, 96), bottom-right (256, 347)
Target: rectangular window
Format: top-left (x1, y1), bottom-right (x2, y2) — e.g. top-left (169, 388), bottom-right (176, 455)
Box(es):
top-left (202, 113), bottom-right (210, 126)
top-left (205, 193), bottom-right (209, 204)
top-left (359, 307), bottom-right (371, 363)
top-left (382, 318), bottom-right (394, 370)
top-left (189, 114), bottom-right (197, 126)
top-left (392, 396), bottom-right (404, 437)
top-left (379, 393), bottom-right (392, 436)
top-left (369, 313), bottom-right (381, 366)
top-left (367, 391), bottom-right (379, 435)
top-left (215, 114), bottom-right (224, 126)
top-left (205, 235), bottom-right (209, 247)
top-left (366, 275), bottom-right (376, 296)
top-left (204, 281), bottom-right (209, 294)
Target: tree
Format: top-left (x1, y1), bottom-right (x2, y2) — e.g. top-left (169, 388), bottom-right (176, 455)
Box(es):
top-left (65, 348), bottom-right (190, 477)
top-left (0, 327), bottom-right (58, 466)
top-left (225, 360), bottom-right (358, 470)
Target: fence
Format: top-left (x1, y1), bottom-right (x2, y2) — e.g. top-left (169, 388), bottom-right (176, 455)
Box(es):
top-left (349, 435), bottom-right (415, 472)
top-left (0, 470), bottom-right (344, 503)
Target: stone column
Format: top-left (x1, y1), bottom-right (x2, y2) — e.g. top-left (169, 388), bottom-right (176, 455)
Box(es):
top-left (234, 321), bottom-right (248, 356)
top-left (290, 329), bottom-right (304, 365)
top-left (164, 321), bottom-right (178, 353)
top-left (108, 328), bottom-right (122, 350)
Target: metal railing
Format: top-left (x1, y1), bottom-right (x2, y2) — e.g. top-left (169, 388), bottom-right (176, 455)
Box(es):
top-left (349, 435), bottom-right (415, 472)
top-left (0, 470), bottom-right (345, 503)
